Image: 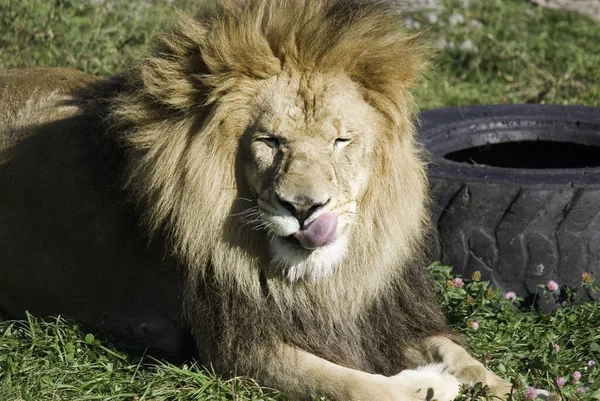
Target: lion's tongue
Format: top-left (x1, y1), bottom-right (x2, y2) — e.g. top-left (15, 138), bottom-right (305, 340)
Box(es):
top-left (293, 213), bottom-right (338, 250)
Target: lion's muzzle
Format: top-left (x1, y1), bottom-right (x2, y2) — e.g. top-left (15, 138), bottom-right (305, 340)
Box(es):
top-left (293, 213), bottom-right (338, 250)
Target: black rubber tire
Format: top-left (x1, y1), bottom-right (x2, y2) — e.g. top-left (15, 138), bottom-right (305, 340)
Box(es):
top-left (418, 104), bottom-right (600, 300)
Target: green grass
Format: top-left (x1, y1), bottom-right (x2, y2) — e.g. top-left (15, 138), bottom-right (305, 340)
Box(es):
top-left (1, 0), bottom-right (600, 400)
top-left (1, 0), bottom-right (599, 108)
top-left (411, 0), bottom-right (600, 108)
top-left (0, 314), bottom-right (280, 401)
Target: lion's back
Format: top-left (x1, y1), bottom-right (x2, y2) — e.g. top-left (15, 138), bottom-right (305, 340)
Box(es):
top-left (0, 68), bottom-right (191, 359)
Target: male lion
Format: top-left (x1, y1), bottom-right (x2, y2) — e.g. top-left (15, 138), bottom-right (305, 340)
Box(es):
top-left (0, 1), bottom-right (512, 400)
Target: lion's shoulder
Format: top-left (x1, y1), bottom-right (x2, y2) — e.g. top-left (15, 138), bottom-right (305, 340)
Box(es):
top-left (0, 67), bottom-right (101, 150)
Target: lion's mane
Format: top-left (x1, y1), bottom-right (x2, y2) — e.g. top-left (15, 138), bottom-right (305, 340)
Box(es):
top-left (109, 0), bottom-right (450, 378)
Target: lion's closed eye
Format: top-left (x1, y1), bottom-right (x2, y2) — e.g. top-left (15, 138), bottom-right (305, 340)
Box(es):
top-left (334, 137), bottom-right (352, 150)
top-left (256, 136), bottom-right (280, 149)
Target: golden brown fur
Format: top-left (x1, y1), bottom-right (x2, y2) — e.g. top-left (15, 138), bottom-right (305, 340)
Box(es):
top-left (0, 1), bottom-right (512, 400)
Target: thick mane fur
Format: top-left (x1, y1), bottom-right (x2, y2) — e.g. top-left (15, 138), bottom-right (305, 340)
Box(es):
top-left (109, 0), bottom-right (448, 378)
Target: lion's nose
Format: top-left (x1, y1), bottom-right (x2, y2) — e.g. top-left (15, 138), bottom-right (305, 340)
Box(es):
top-left (277, 195), bottom-right (329, 227)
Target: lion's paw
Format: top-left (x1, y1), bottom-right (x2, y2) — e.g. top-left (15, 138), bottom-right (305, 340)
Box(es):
top-left (392, 364), bottom-right (460, 401)
top-left (455, 364), bottom-right (512, 400)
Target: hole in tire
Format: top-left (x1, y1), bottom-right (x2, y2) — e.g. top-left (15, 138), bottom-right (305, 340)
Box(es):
top-left (444, 140), bottom-right (600, 169)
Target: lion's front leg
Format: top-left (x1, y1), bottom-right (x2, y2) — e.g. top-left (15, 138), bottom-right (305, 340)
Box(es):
top-left (419, 336), bottom-right (512, 400)
top-left (264, 345), bottom-right (460, 401)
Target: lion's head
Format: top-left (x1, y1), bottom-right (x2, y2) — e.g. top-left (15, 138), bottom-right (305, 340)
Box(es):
top-left (113, 0), bottom-right (430, 290)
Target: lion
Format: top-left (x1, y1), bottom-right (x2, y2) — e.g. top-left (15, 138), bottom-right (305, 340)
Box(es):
top-left (0, 1), bottom-right (513, 400)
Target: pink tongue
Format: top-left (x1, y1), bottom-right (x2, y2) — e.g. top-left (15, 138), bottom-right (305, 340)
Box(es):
top-left (293, 213), bottom-right (338, 250)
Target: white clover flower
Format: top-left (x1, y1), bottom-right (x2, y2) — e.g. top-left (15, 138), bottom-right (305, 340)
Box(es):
top-left (425, 12), bottom-right (439, 24)
top-left (403, 18), bottom-right (422, 29)
top-left (469, 19), bottom-right (484, 28)
top-left (449, 13), bottom-right (465, 26)
top-left (459, 39), bottom-right (478, 53)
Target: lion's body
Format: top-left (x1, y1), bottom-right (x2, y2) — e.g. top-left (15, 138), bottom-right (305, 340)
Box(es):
top-left (0, 1), bottom-right (512, 400)
top-left (0, 68), bottom-right (192, 356)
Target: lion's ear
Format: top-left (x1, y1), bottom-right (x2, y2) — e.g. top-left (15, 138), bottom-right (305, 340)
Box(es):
top-left (137, 6), bottom-right (282, 110)
top-left (352, 33), bottom-right (430, 90)
top-left (133, 11), bottom-right (212, 111)
top-left (314, 2), bottom-right (430, 127)
top-left (346, 32), bottom-right (431, 127)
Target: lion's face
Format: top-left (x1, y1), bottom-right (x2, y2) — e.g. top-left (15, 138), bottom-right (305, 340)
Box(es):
top-left (241, 72), bottom-right (386, 282)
